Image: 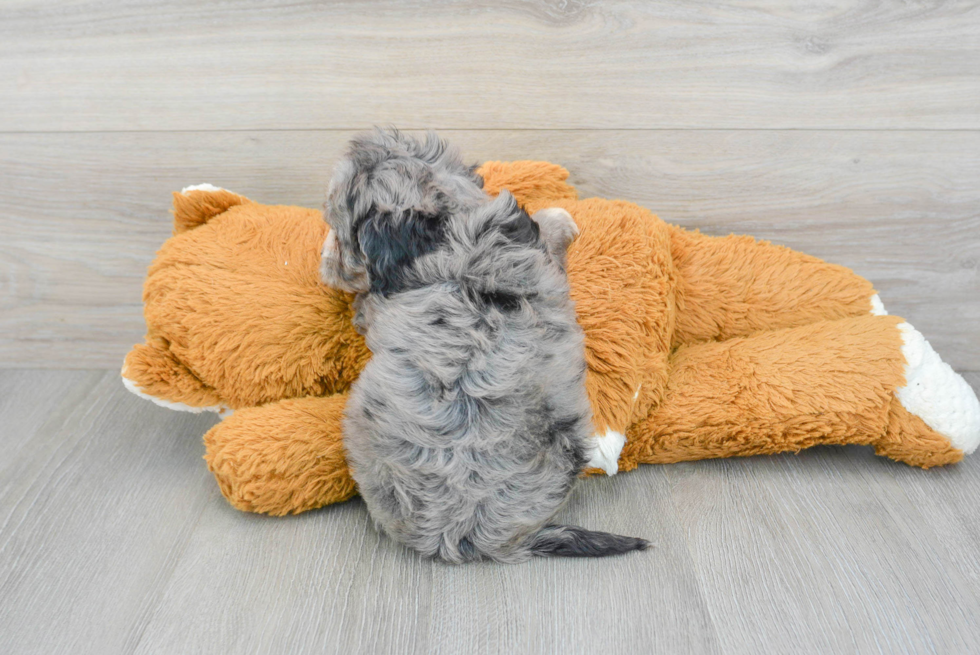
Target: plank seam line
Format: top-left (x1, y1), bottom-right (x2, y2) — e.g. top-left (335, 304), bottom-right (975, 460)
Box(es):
top-left (3, 128), bottom-right (980, 135)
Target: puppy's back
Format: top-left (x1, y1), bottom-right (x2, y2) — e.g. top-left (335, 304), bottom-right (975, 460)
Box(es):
top-left (334, 129), bottom-right (647, 562)
top-left (347, 280), bottom-right (574, 550)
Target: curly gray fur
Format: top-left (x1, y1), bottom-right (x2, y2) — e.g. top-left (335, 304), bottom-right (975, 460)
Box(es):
top-left (321, 128), bottom-right (649, 563)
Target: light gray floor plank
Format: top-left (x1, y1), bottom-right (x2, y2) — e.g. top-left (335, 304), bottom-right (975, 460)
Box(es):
top-left (424, 470), bottom-right (720, 655)
top-left (664, 372), bottom-right (980, 654)
top-left (0, 370), bottom-right (220, 655)
top-left (668, 445), bottom-right (980, 654)
top-left (3, 370), bottom-right (980, 654)
top-left (130, 425), bottom-right (718, 655)
top-left (3, 129), bottom-right (978, 369)
top-left (2, 1), bottom-right (978, 131)
top-left (130, 498), bottom-right (436, 655)
top-left (0, 369), bottom-right (716, 655)
top-left (884, 372), bottom-right (980, 594)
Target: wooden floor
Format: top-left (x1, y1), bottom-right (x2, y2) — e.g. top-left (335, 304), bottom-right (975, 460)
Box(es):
top-left (2, 1), bottom-right (979, 653)
top-left (1, 369), bottom-right (980, 654)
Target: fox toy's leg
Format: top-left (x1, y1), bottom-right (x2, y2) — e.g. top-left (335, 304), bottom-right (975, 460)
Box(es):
top-left (619, 315), bottom-right (979, 471)
top-left (669, 226), bottom-right (878, 346)
top-left (203, 395), bottom-right (355, 515)
top-left (584, 225), bottom-right (882, 475)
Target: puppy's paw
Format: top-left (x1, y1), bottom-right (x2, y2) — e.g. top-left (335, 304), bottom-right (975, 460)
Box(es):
top-left (587, 429), bottom-right (626, 476)
top-left (531, 207), bottom-right (579, 249)
top-left (351, 292), bottom-right (371, 336)
top-left (320, 229), bottom-right (341, 286)
top-left (321, 229), bottom-right (339, 260)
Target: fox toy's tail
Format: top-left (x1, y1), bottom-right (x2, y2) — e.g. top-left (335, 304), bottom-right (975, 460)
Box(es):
top-left (528, 525), bottom-right (649, 558)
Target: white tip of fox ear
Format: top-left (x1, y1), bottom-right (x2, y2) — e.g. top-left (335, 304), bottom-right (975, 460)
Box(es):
top-left (870, 294), bottom-right (888, 316)
top-left (895, 322), bottom-right (980, 454)
top-left (180, 183), bottom-right (225, 194)
top-left (587, 429), bottom-right (627, 476)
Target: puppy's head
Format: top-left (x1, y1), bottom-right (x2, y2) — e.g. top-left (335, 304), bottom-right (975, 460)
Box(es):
top-left (320, 128), bottom-right (484, 296)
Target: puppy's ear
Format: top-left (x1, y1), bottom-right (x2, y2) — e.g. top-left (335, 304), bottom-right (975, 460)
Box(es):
top-left (497, 207), bottom-right (540, 247)
top-left (357, 208), bottom-right (446, 296)
top-left (479, 190), bottom-right (541, 247)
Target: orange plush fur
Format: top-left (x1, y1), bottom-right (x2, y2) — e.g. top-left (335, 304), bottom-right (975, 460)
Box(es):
top-left (122, 163), bottom-right (963, 516)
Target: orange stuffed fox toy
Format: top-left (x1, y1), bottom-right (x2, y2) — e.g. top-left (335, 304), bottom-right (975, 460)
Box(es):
top-left (122, 161), bottom-right (980, 516)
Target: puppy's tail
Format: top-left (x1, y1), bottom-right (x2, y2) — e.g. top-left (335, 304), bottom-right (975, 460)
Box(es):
top-left (527, 525), bottom-right (650, 558)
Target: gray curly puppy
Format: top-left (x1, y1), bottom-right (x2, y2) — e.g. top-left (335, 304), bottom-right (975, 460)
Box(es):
top-left (321, 128), bottom-right (649, 563)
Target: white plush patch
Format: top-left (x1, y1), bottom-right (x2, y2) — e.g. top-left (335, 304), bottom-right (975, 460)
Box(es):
top-left (587, 429), bottom-right (626, 476)
top-left (895, 322), bottom-right (980, 454)
top-left (870, 294), bottom-right (888, 316)
top-left (121, 367), bottom-right (231, 416)
top-left (180, 183), bottom-right (224, 194)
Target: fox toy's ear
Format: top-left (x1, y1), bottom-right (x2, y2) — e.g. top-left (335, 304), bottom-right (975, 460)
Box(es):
top-left (356, 208), bottom-right (447, 296)
top-left (172, 184), bottom-right (250, 234)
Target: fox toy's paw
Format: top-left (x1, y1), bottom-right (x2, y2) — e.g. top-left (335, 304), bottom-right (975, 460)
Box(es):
top-left (894, 322), bottom-right (980, 455)
top-left (586, 429), bottom-right (627, 476)
top-left (532, 207), bottom-right (579, 245)
top-left (871, 295), bottom-right (980, 454)
top-left (531, 206), bottom-right (579, 268)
